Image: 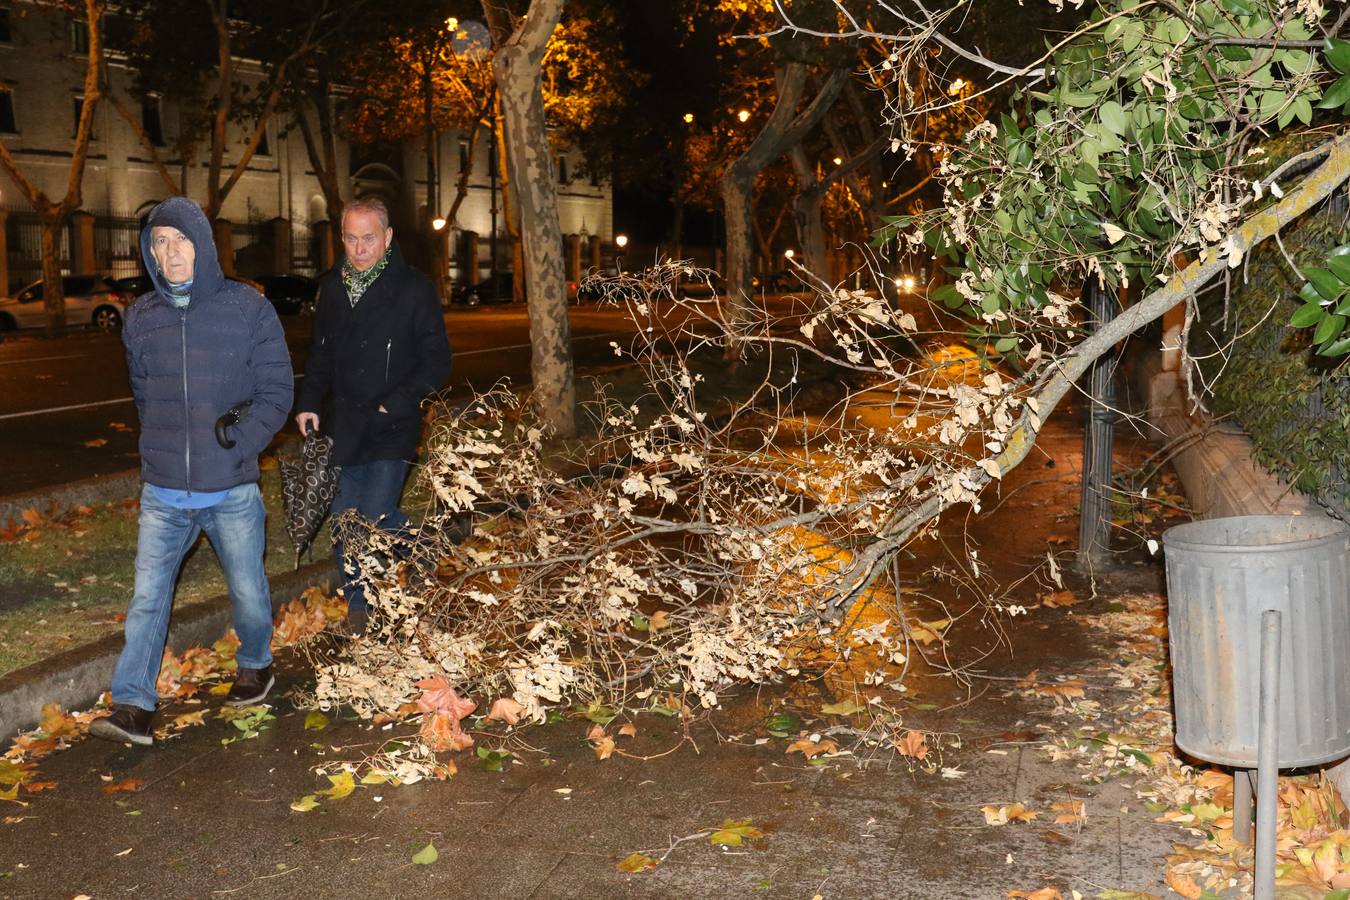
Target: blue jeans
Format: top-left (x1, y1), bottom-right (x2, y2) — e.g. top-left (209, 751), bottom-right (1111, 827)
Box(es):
top-left (331, 459), bottom-right (410, 613)
top-left (111, 483), bottom-right (273, 712)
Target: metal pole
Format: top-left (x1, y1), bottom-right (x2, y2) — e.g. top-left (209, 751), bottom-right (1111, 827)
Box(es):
top-left (1254, 609), bottom-right (1281, 900)
top-left (1233, 768), bottom-right (1253, 846)
top-left (489, 85), bottom-right (499, 290)
top-left (1077, 275), bottom-right (1118, 568)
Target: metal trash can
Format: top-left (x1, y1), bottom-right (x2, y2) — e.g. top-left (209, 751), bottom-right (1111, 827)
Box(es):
top-left (1165, 515), bottom-right (1350, 768)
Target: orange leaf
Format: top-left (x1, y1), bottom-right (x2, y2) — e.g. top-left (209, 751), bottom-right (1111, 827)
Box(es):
top-left (100, 778), bottom-right (143, 795)
top-left (586, 723), bottom-right (607, 742)
top-left (1040, 591), bottom-right (1078, 608)
top-left (786, 738), bottom-right (838, 759)
top-left (84, 438), bottom-right (108, 448)
top-left (1051, 800), bottom-right (1085, 825)
top-left (20, 508), bottom-right (41, 526)
top-left (593, 736), bottom-right (616, 761)
top-left (1008, 890), bottom-right (1062, 900)
top-left (419, 711), bottom-right (474, 752)
top-left (1164, 869), bottom-right (1202, 900)
top-left (415, 677), bottom-right (476, 721)
top-left (38, 703), bottom-right (79, 738)
top-left (24, 781), bottom-right (57, 793)
top-left (895, 730), bottom-right (929, 760)
top-left (618, 723), bottom-right (637, 738)
top-left (485, 697), bottom-right (525, 726)
top-left (648, 610), bottom-right (671, 632)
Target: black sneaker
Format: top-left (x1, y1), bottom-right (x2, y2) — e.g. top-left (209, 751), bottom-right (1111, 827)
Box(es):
top-left (226, 665), bottom-right (275, 707)
top-left (88, 705), bottom-right (154, 746)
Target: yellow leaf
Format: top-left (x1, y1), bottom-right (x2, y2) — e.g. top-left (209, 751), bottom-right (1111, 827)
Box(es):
top-left (38, 703), bottom-right (79, 737)
top-left (648, 610), bottom-right (671, 632)
top-left (209, 683), bottom-right (231, 696)
top-left (172, 710), bottom-right (207, 729)
top-left (360, 771), bottom-right (390, 786)
top-left (616, 852), bottom-right (660, 873)
top-left (820, 699), bottom-right (866, 716)
top-left (709, 818), bottom-right (764, 847)
top-left (982, 803), bottom-right (1037, 825)
top-left (0, 783), bottom-right (20, 803)
top-left (318, 771), bottom-right (355, 800)
top-left (1051, 800), bottom-right (1085, 825)
top-left (303, 711), bottom-right (330, 731)
top-left (290, 794), bottom-right (320, 812)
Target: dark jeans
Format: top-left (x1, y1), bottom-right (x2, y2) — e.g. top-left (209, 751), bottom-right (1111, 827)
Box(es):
top-left (331, 458), bottom-right (410, 613)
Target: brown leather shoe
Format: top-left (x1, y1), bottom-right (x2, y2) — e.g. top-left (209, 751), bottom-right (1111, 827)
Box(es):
top-left (88, 705), bottom-right (154, 746)
top-left (225, 665), bottom-right (275, 706)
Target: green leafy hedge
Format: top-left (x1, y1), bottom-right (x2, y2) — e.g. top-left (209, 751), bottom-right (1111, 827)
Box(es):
top-left (1192, 185), bottom-right (1350, 512)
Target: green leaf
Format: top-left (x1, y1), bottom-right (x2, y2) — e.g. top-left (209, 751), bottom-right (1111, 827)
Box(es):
top-left (475, 746), bottom-right (510, 772)
top-left (931, 284), bottom-right (965, 310)
top-left (1120, 747), bottom-right (1154, 767)
top-left (303, 711), bottom-right (330, 731)
top-left (765, 712), bottom-right (800, 738)
top-left (1060, 90), bottom-right (1098, 108)
top-left (1313, 313), bottom-right (1346, 345)
top-left (1099, 100), bottom-right (1128, 135)
top-left (1316, 335), bottom-right (1350, 357)
top-left (994, 336), bottom-right (1019, 352)
top-left (411, 843), bottom-right (439, 865)
top-left (584, 702), bottom-right (618, 725)
top-left (1219, 0), bottom-right (1255, 13)
top-left (1318, 75), bottom-right (1350, 110)
top-left (616, 852), bottom-right (660, 873)
top-left (1304, 267), bottom-right (1345, 301)
top-left (1322, 888), bottom-right (1350, 900)
top-left (1328, 253), bottom-right (1350, 284)
top-left (1325, 37), bottom-right (1350, 75)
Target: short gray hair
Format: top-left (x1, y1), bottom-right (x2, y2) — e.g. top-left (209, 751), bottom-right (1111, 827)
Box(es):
top-left (343, 197), bottom-right (390, 230)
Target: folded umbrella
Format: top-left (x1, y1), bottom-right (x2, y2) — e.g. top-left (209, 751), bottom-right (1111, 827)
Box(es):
top-left (279, 433), bottom-right (341, 565)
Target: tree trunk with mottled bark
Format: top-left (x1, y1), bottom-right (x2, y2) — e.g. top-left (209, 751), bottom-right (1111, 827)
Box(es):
top-left (485, 0), bottom-right (574, 436)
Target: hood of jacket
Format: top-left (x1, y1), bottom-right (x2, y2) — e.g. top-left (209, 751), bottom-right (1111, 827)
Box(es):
top-left (139, 197), bottom-right (225, 305)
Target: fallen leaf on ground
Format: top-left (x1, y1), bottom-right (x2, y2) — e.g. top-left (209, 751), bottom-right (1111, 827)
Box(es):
top-left (1041, 591), bottom-right (1079, 608)
top-left (895, 730), bottom-right (929, 760)
top-left (360, 771), bottom-right (390, 785)
top-left (648, 610), bottom-right (671, 632)
top-left (1008, 889), bottom-right (1062, 900)
top-left (593, 735), bottom-right (616, 760)
top-left (1051, 800), bottom-right (1086, 825)
top-left (23, 782), bottom-right (56, 793)
top-left (318, 771), bottom-right (355, 800)
top-left (411, 843), bottom-right (438, 865)
top-left (821, 699), bottom-right (866, 716)
top-left (486, 697), bottom-right (525, 725)
top-left (616, 852), bottom-right (660, 873)
top-left (303, 711), bottom-right (330, 731)
top-left (115, 847), bottom-right (133, 857)
top-left (1095, 891), bottom-right (1161, 900)
top-left (1163, 869), bottom-right (1202, 899)
top-left (709, 818), bottom-right (764, 847)
top-left (172, 710), bottom-right (207, 729)
top-left (84, 438), bottom-right (108, 448)
top-left (290, 795), bottom-right (319, 812)
top-left (618, 723), bottom-right (636, 738)
top-left (100, 779), bottom-right (143, 795)
top-left (786, 738), bottom-right (838, 759)
top-left (38, 704), bottom-right (79, 738)
top-left (982, 803), bottom-right (1037, 825)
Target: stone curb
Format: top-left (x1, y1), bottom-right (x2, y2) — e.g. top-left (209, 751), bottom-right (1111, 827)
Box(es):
top-left (0, 467), bottom-right (142, 524)
top-left (0, 560), bottom-right (336, 740)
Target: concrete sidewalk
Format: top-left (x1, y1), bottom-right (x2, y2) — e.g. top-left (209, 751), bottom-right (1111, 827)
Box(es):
top-left (0, 407), bottom-right (1192, 899)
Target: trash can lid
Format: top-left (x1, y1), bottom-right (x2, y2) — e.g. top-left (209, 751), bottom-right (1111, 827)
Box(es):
top-left (1163, 514), bottom-right (1349, 554)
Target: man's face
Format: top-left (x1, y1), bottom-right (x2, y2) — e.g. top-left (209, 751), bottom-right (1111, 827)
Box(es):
top-left (150, 226), bottom-right (195, 285)
top-left (342, 210), bottom-right (393, 272)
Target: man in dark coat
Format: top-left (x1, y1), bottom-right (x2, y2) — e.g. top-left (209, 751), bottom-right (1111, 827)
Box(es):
top-left (90, 197), bottom-right (293, 746)
top-left (295, 197), bottom-right (451, 635)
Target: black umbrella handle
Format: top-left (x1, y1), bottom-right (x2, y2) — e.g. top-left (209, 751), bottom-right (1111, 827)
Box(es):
top-left (215, 400), bottom-right (253, 449)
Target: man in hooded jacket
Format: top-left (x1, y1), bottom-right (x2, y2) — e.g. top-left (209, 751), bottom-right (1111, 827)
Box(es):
top-left (295, 198), bottom-right (451, 636)
top-left (89, 197), bottom-right (293, 746)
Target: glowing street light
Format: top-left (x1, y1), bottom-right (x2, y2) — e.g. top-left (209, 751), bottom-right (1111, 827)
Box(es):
top-left (615, 234), bottom-right (629, 249)
top-left (783, 249), bottom-right (795, 259)
top-left (948, 78), bottom-right (966, 96)
top-left (832, 156), bottom-right (843, 166)
top-left (894, 274), bottom-right (916, 292)
top-left (432, 217), bottom-right (447, 231)
top-left (614, 233), bottom-right (628, 273)
top-left (446, 16), bottom-right (459, 31)
top-left (683, 112), bottom-right (694, 124)
top-left (737, 109), bottom-right (750, 123)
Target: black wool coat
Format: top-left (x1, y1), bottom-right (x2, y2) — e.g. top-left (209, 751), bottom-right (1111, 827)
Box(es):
top-left (296, 242), bottom-right (452, 466)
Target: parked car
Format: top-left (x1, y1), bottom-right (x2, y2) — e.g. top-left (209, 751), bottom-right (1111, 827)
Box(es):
top-left (0, 275), bottom-right (133, 332)
top-left (752, 270), bottom-right (801, 292)
top-left (255, 274), bottom-right (318, 315)
top-left (451, 272), bottom-right (518, 306)
top-left (111, 274), bottom-right (155, 299)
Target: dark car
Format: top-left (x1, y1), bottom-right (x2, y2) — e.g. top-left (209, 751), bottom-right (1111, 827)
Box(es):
top-left (255, 274), bottom-right (318, 315)
top-left (452, 272), bottom-right (518, 306)
top-left (752, 270), bottom-right (801, 292)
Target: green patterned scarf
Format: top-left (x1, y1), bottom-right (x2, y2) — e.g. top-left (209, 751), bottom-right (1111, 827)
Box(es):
top-left (341, 247), bottom-right (392, 307)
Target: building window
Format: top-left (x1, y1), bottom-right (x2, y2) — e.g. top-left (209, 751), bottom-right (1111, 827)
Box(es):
top-left (589, 166), bottom-right (600, 187)
top-left (0, 8), bottom-right (13, 44)
top-left (141, 96), bottom-right (164, 146)
top-left (557, 155), bottom-right (569, 185)
top-left (458, 139), bottom-right (469, 173)
top-left (72, 94), bottom-right (84, 136)
top-left (70, 20), bottom-right (88, 55)
top-left (255, 124), bottom-right (270, 157)
top-left (0, 88), bottom-right (16, 134)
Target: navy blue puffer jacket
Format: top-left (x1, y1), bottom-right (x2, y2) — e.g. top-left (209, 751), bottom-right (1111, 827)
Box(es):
top-left (122, 197), bottom-right (293, 493)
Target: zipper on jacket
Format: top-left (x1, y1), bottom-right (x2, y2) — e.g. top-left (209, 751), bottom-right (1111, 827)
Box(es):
top-left (181, 311), bottom-right (191, 495)
top-left (385, 339), bottom-right (392, 382)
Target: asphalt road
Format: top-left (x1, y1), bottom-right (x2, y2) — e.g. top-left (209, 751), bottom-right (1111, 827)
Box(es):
top-left (0, 303), bottom-right (681, 497)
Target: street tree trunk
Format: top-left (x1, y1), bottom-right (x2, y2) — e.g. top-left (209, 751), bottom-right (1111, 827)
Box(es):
top-left (788, 146), bottom-right (828, 280)
top-left (720, 64), bottom-right (848, 327)
top-left (485, 0), bottom-right (575, 437)
top-left (0, 0), bottom-right (106, 337)
top-left (294, 70), bottom-right (347, 263)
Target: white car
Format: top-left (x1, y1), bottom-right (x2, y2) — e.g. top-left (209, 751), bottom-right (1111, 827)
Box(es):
top-left (0, 275), bottom-right (133, 332)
